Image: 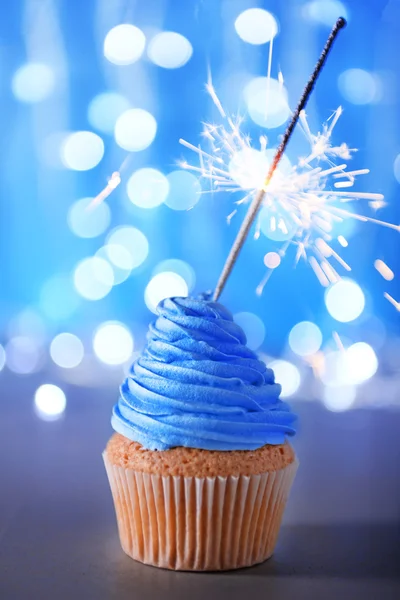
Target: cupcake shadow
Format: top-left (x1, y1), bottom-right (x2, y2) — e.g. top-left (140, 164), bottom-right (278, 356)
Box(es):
top-left (249, 522), bottom-right (400, 580)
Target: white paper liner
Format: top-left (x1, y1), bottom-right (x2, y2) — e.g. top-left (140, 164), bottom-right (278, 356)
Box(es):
top-left (103, 453), bottom-right (298, 571)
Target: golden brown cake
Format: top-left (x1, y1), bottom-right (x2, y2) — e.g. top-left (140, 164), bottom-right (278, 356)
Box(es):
top-left (106, 433), bottom-right (295, 477)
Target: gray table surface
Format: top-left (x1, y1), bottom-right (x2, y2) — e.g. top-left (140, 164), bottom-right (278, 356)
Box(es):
top-left (1, 371), bottom-right (399, 599)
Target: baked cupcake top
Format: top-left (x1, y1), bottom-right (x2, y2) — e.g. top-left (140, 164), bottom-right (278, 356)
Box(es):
top-left (111, 296), bottom-right (296, 451)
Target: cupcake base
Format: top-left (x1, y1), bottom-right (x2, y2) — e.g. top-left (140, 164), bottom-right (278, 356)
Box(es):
top-left (104, 435), bottom-right (298, 571)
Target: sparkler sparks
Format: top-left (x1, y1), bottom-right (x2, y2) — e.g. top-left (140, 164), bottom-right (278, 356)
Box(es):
top-left (89, 154), bottom-right (134, 210)
top-left (383, 292), bottom-right (400, 311)
top-left (88, 171), bottom-right (121, 210)
top-left (179, 79), bottom-right (399, 298)
top-left (374, 259), bottom-right (394, 281)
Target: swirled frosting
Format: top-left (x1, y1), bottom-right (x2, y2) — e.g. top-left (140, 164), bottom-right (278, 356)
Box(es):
top-left (111, 297), bottom-right (296, 451)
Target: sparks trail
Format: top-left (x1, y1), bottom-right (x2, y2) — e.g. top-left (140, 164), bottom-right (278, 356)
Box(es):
top-left (88, 171), bottom-right (121, 210)
top-left (179, 22), bottom-right (398, 304)
top-left (179, 101), bottom-right (394, 295)
top-left (89, 154), bottom-right (133, 211)
top-left (384, 292), bottom-right (400, 311)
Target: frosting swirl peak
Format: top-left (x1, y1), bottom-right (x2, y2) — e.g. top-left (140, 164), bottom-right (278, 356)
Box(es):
top-left (111, 297), bottom-right (296, 451)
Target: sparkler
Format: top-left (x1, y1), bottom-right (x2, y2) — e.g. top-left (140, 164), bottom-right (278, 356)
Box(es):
top-left (179, 18), bottom-right (399, 304)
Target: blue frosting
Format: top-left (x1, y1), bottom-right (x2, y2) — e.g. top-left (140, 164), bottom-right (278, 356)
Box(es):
top-left (111, 297), bottom-right (296, 451)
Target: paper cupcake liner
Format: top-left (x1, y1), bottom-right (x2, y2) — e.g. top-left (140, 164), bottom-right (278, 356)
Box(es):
top-left (103, 453), bottom-right (298, 571)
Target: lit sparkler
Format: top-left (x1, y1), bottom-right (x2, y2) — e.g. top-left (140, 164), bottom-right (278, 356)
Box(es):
top-left (179, 37), bottom-right (399, 302)
top-left (180, 89), bottom-right (399, 296)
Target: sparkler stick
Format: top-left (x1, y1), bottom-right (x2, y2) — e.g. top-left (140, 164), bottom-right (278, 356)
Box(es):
top-left (212, 17), bottom-right (347, 301)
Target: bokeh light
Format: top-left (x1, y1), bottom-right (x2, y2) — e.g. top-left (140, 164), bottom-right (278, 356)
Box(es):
top-left (234, 312), bottom-right (265, 350)
top-left (61, 131), bottom-right (104, 171)
top-left (321, 350), bottom-right (347, 387)
top-left (268, 359), bottom-right (301, 398)
top-left (0, 345), bottom-right (6, 371)
top-left (88, 92), bottom-right (130, 134)
top-left (6, 337), bottom-right (41, 375)
top-left (394, 154), bottom-right (400, 184)
top-left (153, 259), bottom-right (196, 291)
top-left (127, 168), bottom-right (169, 209)
top-left (34, 384), bottom-right (66, 421)
top-left (93, 322), bottom-right (134, 365)
top-left (40, 274), bottom-right (80, 321)
top-left (114, 108), bottom-right (157, 151)
top-left (8, 309), bottom-right (47, 346)
top-left (217, 71), bottom-right (254, 113)
top-left (145, 272), bottom-right (188, 313)
top-left (73, 257), bottom-right (114, 301)
top-left (322, 342), bottom-right (378, 388)
top-left (165, 170), bottom-right (201, 210)
top-left (325, 279), bottom-right (365, 323)
top-left (67, 197), bottom-right (110, 238)
top-left (338, 69), bottom-right (380, 105)
top-left (12, 63), bottom-right (55, 103)
top-left (95, 246), bottom-right (132, 286)
top-left (147, 32), bottom-right (193, 68)
top-left (106, 226), bottom-right (149, 270)
top-left (289, 321), bottom-right (323, 357)
top-left (103, 24), bottom-right (146, 65)
top-left (243, 77), bottom-right (290, 129)
top-left (303, 0), bottom-right (349, 26)
top-left (234, 9), bottom-right (278, 44)
top-left (323, 385), bottom-right (356, 412)
top-left (50, 333), bottom-right (84, 369)
top-left (40, 131), bottom-right (70, 169)
top-left (346, 342), bottom-right (378, 384)
top-left (264, 252), bottom-right (281, 269)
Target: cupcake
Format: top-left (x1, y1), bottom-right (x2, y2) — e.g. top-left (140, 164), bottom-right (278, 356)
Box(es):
top-left (103, 296), bottom-right (297, 571)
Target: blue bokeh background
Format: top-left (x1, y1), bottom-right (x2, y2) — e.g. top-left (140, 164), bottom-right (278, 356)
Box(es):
top-left (0, 0), bottom-right (399, 369)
